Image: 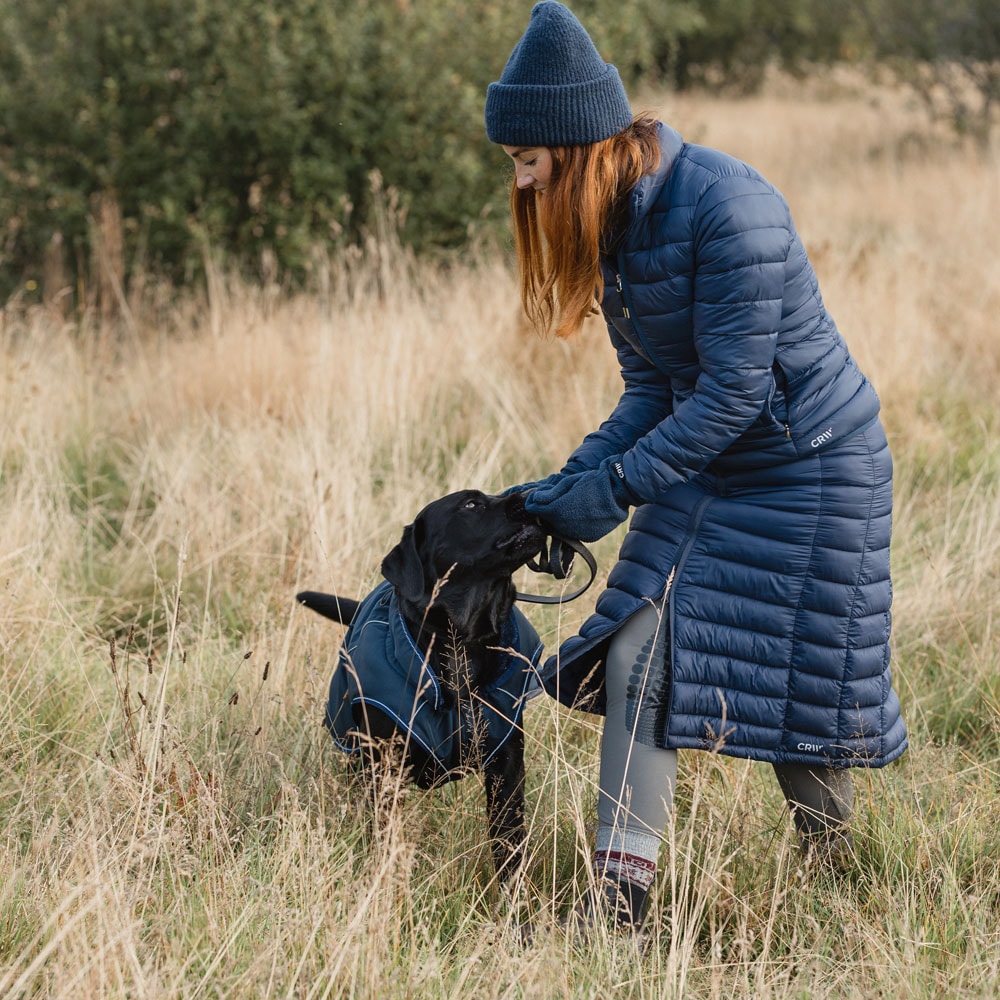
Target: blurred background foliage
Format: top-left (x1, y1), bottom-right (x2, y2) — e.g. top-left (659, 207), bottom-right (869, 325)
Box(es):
top-left (0, 0), bottom-right (996, 310)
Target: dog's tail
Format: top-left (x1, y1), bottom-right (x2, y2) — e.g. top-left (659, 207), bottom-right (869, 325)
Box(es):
top-left (295, 591), bottom-right (360, 625)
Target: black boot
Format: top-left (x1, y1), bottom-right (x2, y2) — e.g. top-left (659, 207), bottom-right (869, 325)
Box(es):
top-left (561, 876), bottom-right (652, 936)
top-left (602, 875), bottom-right (651, 930)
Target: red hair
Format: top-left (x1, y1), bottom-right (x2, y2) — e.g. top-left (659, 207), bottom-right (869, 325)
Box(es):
top-left (510, 115), bottom-right (661, 339)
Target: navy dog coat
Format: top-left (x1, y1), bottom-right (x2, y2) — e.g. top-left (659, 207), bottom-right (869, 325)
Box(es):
top-left (325, 581), bottom-right (543, 783)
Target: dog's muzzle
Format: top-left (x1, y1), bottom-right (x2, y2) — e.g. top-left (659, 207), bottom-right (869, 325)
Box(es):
top-left (504, 491), bottom-right (532, 523)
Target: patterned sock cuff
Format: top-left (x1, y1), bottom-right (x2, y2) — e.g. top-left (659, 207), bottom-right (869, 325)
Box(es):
top-left (594, 849), bottom-right (657, 891)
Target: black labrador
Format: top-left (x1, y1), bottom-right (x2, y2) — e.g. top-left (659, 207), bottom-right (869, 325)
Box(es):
top-left (297, 489), bottom-right (547, 883)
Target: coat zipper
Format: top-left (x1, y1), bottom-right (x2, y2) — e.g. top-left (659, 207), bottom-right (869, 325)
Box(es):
top-left (616, 272), bottom-right (630, 318)
top-left (616, 262), bottom-right (660, 368)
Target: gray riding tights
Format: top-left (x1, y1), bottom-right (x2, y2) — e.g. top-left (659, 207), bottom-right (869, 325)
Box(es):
top-left (598, 602), bottom-right (855, 853)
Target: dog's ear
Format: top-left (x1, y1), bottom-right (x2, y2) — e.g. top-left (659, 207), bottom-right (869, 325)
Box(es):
top-left (381, 515), bottom-right (432, 607)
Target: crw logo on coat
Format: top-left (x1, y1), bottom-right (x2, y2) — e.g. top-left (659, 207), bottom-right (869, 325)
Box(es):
top-left (810, 427), bottom-right (834, 448)
top-left (797, 742), bottom-right (824, 752)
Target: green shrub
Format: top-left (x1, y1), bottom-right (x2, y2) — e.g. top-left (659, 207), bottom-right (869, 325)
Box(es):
top-left (13, 0), bottom-right (981, 307)
top-left (662, 0), bottom-right (855, 91)
top-left (0, 0), bottom-right (513, 300)
top-left (0, 0), bottom-right (717, 303)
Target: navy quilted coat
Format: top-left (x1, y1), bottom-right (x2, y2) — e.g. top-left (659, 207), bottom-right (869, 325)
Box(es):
top-left (542, 123), bottom-right (907, 769)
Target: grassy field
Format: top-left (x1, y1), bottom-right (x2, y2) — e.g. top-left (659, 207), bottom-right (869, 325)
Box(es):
top-left (2, 74), bottom-right (999, 997)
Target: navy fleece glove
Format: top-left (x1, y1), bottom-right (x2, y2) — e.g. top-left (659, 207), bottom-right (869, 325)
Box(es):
top-left (500, 471), bottom-right (564, 499)
top-left (524, 457), bottom-right (636, 542)
top-left (502, 475), bottom-right (576, 578)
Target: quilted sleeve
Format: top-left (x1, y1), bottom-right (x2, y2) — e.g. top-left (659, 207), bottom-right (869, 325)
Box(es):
top-left (621, 173), bottom-right (791, 500)
top-left (560, 323), bottom-right (674, 474)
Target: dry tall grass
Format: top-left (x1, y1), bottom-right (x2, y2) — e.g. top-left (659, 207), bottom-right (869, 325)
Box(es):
top-left (2, 74), bottom-right (999, 998)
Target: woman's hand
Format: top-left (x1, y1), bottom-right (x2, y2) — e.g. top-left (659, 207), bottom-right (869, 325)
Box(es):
top-left (500, 472), bottom-right (564, 499)
top-left (502, 474), bottom-right (577, 577)
top-left (524, 457), bottom-right (636, 542)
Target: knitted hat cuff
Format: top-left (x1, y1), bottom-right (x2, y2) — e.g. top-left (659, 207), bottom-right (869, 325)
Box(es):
top-left (485, 68), bottom-right (633, 146)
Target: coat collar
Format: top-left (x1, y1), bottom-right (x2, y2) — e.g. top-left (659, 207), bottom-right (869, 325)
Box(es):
top-left (626, 122), bottom-right (685, 226)
top-left (603, 122), bottom-right (685, 255)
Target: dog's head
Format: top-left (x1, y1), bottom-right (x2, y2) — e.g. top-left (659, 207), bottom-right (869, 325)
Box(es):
top-left (381, 489), bottom-right (545, 641)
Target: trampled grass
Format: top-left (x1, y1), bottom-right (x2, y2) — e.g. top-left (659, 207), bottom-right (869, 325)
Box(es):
top-left (1, 74), bottom-right (999, 997)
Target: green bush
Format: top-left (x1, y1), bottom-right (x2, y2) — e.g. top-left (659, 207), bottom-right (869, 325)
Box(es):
top-left (0, 0), bottom-right (715, 305)
top-left (0, 0), bottom-right (519, 300)
top-left (13, 0), bottom-right (987, 307)
top-left (662, 0), bottom-right (854, 91)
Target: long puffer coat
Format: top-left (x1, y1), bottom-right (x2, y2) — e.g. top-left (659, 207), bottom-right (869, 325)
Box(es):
top-left (542, 123), bottom-right (907, 770)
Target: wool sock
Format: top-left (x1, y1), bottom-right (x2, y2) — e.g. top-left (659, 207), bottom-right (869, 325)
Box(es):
top-left (594, 826), bottom-right (660, 927)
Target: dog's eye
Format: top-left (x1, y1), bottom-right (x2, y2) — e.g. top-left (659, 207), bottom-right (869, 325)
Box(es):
top-left (462, 499), bottom-right (483, 511)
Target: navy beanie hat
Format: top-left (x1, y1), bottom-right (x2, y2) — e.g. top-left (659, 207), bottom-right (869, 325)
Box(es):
top-left (485, 2), bottom-right (633, 147)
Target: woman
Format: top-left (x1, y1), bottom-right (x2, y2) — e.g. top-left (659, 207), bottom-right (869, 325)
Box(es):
top-left (485, 2), bottom-right (907, 930)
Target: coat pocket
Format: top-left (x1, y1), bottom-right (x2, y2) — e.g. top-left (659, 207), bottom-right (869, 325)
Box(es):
top-left (759, 362), bottom-right (790, 434)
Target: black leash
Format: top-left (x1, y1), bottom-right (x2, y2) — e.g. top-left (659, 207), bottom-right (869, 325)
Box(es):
top-left (515, 535), bottom-right (597, 605)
